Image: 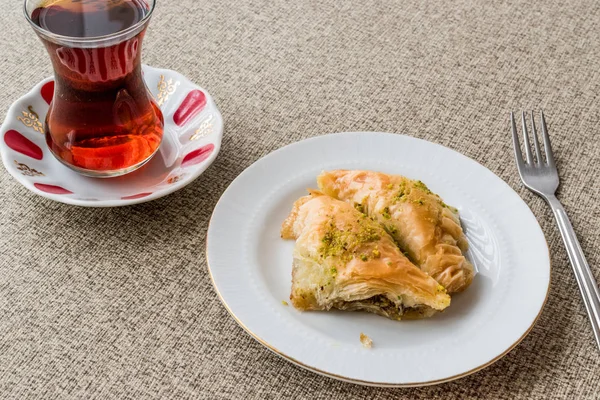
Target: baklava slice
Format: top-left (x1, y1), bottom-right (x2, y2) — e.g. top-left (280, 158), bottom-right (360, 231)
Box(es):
top-left (281, 191), bottom-right (450, 320)
top-left (318, 170), bottom-right (473, 293)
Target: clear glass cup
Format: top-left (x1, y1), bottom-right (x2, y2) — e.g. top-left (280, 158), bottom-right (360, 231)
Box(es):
top-left (24, 0), bottom-right (163, 177)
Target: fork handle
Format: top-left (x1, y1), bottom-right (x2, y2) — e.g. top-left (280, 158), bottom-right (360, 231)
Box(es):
top-left (546, 194), bottom-right (600, 350)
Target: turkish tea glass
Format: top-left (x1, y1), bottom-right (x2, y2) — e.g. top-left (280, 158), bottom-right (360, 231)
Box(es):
top-left (24, 0), bottom-right (164, 177)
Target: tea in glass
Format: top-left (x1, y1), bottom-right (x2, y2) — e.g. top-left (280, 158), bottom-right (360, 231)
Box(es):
top-left (25, 0), bottom-right (163, 177)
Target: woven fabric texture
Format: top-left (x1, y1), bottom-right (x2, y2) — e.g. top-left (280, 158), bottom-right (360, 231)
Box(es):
top-left (1, 0), bottom-right (599, 398)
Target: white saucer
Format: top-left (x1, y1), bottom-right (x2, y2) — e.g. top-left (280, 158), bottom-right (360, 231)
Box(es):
top-left (0, 65), bottom-right (223, 206)
top-left (207, 132), bottom-right (550, 387)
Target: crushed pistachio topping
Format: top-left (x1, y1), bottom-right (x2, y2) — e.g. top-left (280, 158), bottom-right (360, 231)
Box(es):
top-left (441, 201), bottom-right (459, 213)
top-left (394, 192), bottom-right (407, 202)
top-left (386, 183), bottom-right (394, 190)
top-left (413, 180), bottom-right (432, 194)
top-left (386, 224), bottom-right (398, 235)
top-left (320, 227), bottom-right (348, 258)
top-left (412, 179), bottom-right (459, 212)
top-left (281, 300), bottom-right (289, 306)
top-left (330, 267), bottom-right (337, 275)
top-left (387, 261), bottom-right (392, 266)
top-left (319, 217), bottom-right (382, 261)
top-left (360, 254), bottom-right (368, 262)
top-left (372, 248), bottom-right (381, 258)
top-left (393, 181), bottom-right (408, 202)
top-left (381, 206), bottom-right (391, 219)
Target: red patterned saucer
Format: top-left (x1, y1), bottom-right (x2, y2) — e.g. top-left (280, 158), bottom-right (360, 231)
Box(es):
top-left (0, 65), bottom-right (223, 206)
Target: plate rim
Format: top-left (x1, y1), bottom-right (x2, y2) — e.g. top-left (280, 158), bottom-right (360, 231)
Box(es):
top-left (0, 64), bottom-right (224, 207)
top-left (206, 131), bottom-right (551, 387)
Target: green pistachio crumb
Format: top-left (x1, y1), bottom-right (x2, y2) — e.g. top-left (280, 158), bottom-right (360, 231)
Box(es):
top-left (381, 206), bottom-right (391, 219)
top-left (281, 300), bottom-right (289, 306)
top-left (319, 214), bottom-right (381, 260)
top-left (386, 224), bottom-right (397, 235)
top-left (393, 184), bottom-right (408, 202)
top-left (413, 180), bottom-right (432, 194)
top-left (360, 254), bottom-right (368, 262)
top-left (441, 202), bottom-right (459, 213)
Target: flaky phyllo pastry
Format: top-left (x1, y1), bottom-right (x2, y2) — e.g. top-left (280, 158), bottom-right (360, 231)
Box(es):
top-left (281, 191), bottom-right (450, 320)
top-left (318, 170), bottom-right (473, 293)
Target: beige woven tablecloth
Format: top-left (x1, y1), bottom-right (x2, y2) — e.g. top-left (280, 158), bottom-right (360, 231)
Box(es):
top-left (1, 0), bottom-right (600, 398)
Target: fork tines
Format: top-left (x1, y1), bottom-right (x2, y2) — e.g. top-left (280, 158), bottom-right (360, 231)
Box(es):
top-left (510, 111), bottom-right (555, 168)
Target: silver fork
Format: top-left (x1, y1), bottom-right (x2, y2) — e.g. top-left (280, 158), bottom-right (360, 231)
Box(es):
top-left (510, 111), bottom-right (600, 350)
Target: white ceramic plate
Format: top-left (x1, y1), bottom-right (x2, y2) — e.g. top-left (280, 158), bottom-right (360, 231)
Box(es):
top-left (207, 132), bottom-right (550, 386)
top-left (0, 65), bottom-right (223, 206)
